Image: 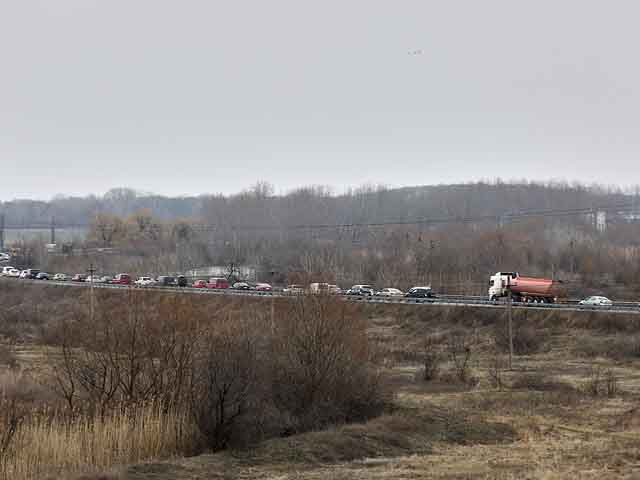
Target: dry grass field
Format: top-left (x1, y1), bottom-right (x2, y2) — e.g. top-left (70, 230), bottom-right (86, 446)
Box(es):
top-left (2, 284), bottom-right (640, 479)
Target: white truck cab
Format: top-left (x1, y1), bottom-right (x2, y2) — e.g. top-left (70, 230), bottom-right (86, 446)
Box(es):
top-left (488, 272), bottom-right (518, 300)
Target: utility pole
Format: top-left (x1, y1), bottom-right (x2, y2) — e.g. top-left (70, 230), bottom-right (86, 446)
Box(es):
top-left (88, 263), bottom-right (96, 321)
top-left (0, 213), bottom-right (4, 251)
top-left (50, 216), bottom-right (56, 245)
top-left (507, 287), bottom-right (514, 370)
top-left (270, 296), bottom-right (276, 334)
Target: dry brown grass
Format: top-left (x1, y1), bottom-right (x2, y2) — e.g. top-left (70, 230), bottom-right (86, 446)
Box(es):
top-left (0, 404), bottom-right (197, 480)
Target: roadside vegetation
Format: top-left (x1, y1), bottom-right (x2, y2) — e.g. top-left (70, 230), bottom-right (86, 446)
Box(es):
top-left (2, 284), bottom-right (640, 477)
top-left (0, 285), bottom-right (387, 479)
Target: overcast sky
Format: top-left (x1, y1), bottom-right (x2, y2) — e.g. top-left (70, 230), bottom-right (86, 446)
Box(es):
top-left (1, 0), bottom-right (639, 200)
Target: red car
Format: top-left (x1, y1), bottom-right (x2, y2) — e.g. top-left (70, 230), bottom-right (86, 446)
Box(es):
top-left (206, 277), bottom-right (230, 289)
top-left (255, 283), bottom-right (273, 292)
top-left (112, 273), bottom-right (132, 285)
top-left (192, 280), bottom-right (207, 288)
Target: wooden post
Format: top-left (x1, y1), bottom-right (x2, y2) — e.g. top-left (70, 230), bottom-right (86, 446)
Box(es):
top-left (88, 263), bottom-right (96, 321)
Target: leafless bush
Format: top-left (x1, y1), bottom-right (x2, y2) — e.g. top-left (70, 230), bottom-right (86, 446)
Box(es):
top-left (49, 291), bottom-right (202, 416)
top-left (188, 315), bottom-right (262, 451)
top-left (487, 348), bottom-right (506, 390)
top-left (493, 312), bottom-right (548, 356)
top-left (45, 291), bottom-right (389, 457)
top-left (419, 335), bottom-right (442, 382)
top-left (445, 329), bottom-right (474, 383)
top-left (584, 365), bottom-right (618, 397)
top-left (271, 295), bottom-right (388, 433)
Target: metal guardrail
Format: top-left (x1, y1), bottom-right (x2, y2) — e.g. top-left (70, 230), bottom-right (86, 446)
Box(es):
top-left (2, 278), bottom-right (639, 315)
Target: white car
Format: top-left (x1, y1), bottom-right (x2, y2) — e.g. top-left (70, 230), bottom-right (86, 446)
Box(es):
top-left (134, 276), bottom-right (156, 286)
top-left (1, 266), bottom-right (15, 276)
top-left (19, 270), bottom-right (29, 279)
top-left (53, 273), bottom-right (69, 281)
top-left (376, 287), bottom-right (404, 297)
top-left (284, 284), bottom-right (305, 294)
top-left (0, 253), bottom-right (10, 263)
top-left (579, 296), bottom-right (613, 306)
top-left (6, 268), bottom-right (20, 278)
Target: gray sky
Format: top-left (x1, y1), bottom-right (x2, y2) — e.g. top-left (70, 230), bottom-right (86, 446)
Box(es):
top-left (2, 0), bottom-right (639, 200)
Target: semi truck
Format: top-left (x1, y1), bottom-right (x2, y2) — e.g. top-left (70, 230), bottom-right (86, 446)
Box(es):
top-left (488, 272), bottom-right (565, 303)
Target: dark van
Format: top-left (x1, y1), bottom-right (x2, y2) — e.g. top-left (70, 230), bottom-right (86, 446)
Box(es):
top-left (156, 276), bottom-right (176, 286)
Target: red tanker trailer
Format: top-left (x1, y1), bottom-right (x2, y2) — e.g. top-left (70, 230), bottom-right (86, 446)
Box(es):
top-left (488, 272), bottom-right (566, 303)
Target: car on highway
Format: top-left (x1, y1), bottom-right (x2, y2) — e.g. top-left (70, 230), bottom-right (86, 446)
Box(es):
top-left (98, 276), bottom-right (113, 284)
top-left (232, 282), bottom-right (253, 290)
top-left (134, 276), bottom-right (155, 286)
top-left (206, 277), bottom-right (230, 289)
top-left (376, 287), bottom-right (404, 297)
top-left (579, 296), bottom-right (613, 306)
top-left (346, 285), bottom-right (375, 296)
top-left (53, 273), bottom-right (69, 281)
top-left (192, 279), bottom-right (207, 288)
top-left (1, 266), bottom-right (15, 276)
top-left (35, 272), bottom-right (50, 280)
top-left (405, 286), bottom-right (434, 298)
top-left (176, 275), bottom-right (188, 287)
top-left (112, 273), bottom-right (132, 285)
top-left (283, 284), bottom-right (305, 294)
top-left (71, 274), bottom-right (86, 282)
top-left (156, 276), bottom-right (176, 287)
top-left (19, 270), bottom-right (29, 279)
top-left (0, 253), bottom-right (11, 263)
top-left (23, 269), bottom-right (40, 279)
top-left (255, 283), bottom-right (272, 292)
top-left (86, 275), bottom-right (100, 283)
top-left (5, 268), bottom-right (20, 278)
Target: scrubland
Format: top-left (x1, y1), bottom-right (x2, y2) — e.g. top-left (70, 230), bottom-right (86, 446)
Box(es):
top-left (1, 281), bottom-right (640, 479)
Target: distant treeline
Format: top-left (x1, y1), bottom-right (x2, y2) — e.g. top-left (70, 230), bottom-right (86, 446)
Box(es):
top-left (1, 181), bottom-right (636, 228)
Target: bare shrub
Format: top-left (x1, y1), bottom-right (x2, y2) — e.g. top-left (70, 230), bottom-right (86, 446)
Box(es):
top-left (271, 295), bottom-right (388, 433)
top-left (493, 311), bottom-right (548, 356)
top-left (487, 348), bottom-right (506, 390)
top-left (584, 365), bottom-right (618, 397)
top-left (49, 291), bottom-right (201, 416)
top-left (605, 368), bottom-right (618, 397)
top-left (188, 315), bottom-right (262, 452)
top-left (41, 291), bottom-right (389, 467)
top-left (420, 334), bottom-right (442, 382)
top-left (445, 329), bottom-right (474, 383)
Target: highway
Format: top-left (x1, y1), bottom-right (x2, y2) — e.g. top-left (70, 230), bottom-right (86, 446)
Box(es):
top-left (2, 278), bottom-right (639, 316)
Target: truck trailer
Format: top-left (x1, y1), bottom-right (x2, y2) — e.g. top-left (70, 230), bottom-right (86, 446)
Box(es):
top-left (488, 272), bottom-right (565, 303)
